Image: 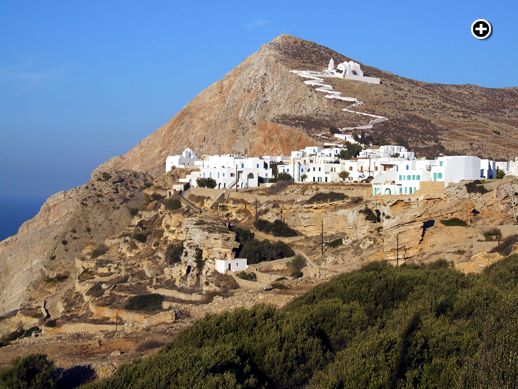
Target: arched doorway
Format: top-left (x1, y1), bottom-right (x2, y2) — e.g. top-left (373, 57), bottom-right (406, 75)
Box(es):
top-left (384, 188), bottom-right (392, 195)
top-left (247, 172), bottom-right (255, 188)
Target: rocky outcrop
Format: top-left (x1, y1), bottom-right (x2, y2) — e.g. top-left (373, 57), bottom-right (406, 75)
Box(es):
top-left (0, 171), bottom-right (151, 315)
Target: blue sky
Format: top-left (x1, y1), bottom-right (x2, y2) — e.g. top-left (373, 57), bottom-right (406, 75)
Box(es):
top-left (1, 0), bottom-right (517, 198)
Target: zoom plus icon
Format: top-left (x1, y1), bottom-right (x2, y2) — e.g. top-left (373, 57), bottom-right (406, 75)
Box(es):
top-left (471, 19), bottom-right (492, 40)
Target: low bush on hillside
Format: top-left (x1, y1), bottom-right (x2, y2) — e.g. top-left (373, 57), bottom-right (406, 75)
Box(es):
top-left (270, 173), bottom-right (293, 183)
top-left (132, 231), bottom-right (150, 243)
top-left (1, 327), bottom-right (40, 345)
top-left (165, 242), bottom-right (183, 264)
top-left (360, 207), bottom-right (378, 223)
top-left (254, 219), bottom-right (298, 237)
top-left (288, 255), bottom-right (306, 278)
top-left (484, 228), bottom-right (502, 242)
top-left (289, 255), bottom-right (306, 272)
top-left (128, 207), bottom-right (140, 217)
top-left (234, 227), bottom-right (255, 243)
top-left (163, 197), bottom-right (182, 211)
top-left (465, 181), bottom-right (489, 194)
top-left (350, 196), bottom-right (363, 204)
top-left (0, 354), bottom-right (57, 388)
top-left (44, 273), bottom-right (69, 283)
top-left (490, 235), bottom-right (518, 256)
top-left (307, 192), bottom-right (347, 204)
top-left (194, 248), bottom-right (204, 273)
top-left (150, 193), bottom-right (165, 201)
top-left (338, 143), bottom-right (363, 159)
top-left (328, 238), bottom-right (343, 248)
top-left (86, 283), bottom-right (105, 298)
top-left (91, 244), bottom-right (109, 258)
top-left (125, 294), bottom-right (164, 312)
top-left (440, 218), bottom-right (468, 227)
top-left (196, 178), bottom-right (217, 189)
top-left (88, 258), bottom-right (518, 388)
top-left (240, 240), bottom-right (295, 264)
top-left (237, 272), bottom-right (257, 282)
top-left (232, 226), bottom-right (295, 264)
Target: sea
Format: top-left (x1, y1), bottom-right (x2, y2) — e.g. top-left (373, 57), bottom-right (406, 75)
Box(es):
top-left (0, 197), bottom-right (45, 241)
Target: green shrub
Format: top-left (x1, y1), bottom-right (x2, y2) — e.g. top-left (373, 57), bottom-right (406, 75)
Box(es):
top-left (44, 320), bottom-right (57, 328)
top-left (132, 232), bottom-right (149, 243)
top-left (440, 218), bottom-right (468, 227)
top-left (233, 227), bottom-right (255, 243)
top-left (88, 259), bottom-right (518, 388)
top-left (125, 294), bottom-right (164, 312)
top-left (1, 327), bottom-right (40, 345)
top-left (165, 242), bottom-right (183, 264)
top-left (194, 248), bottom-right (204, 273)
top-left (150, 193), bottom-right (165, 201)
top-left (291, 270), bottom-right (303, 279)
top-left (307, 192), bottom-right (347, 204)
top-left (86, 283), bottom-right (105, 298)
top-left (289, 255), bottom-right (306, 272)
top-left (350, 196), bottom-right (363, 204)
top-left (360, 207), bottom-right (378, 223)
top-left (338, 144), bottom-right (363, 160)
top-left (163, 197), bottom-right (182, 211)
top-left (497, 169), bottom-right (505, 179)
top-left (328, 238), bottom-right (343, 248)
top-left (44, 273), bottom-right (68, 283)
top-left (196, 177), bottom-right (217, 188)
top-left (240, 239), bottom-right (295, 264)
top-left (254, 219), bottom-right (298, 237)
top-left (276, 173), bottom-right (293, 182)
top-left (484, 254), bottom-right (518, 289)
top-left (490, 235), bottom-right (518, 256)
top-left (0, 354), bottom-right (56, 389)
top-left (484, 228), bottom-right (502, 242)
top-left (128, 207), bottom-right (139, 217)
top-left (465, 181), bottom-right (489, 194)
top-left (237, 272), bottom-right (257, 281)
top-left (91, 244), bottom-right (108, 258)
top-left (233, 227), bottom-right (295, 264)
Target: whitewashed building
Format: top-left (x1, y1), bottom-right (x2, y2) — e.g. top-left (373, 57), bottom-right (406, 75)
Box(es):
top-left (194, 155), bottom-right (272, 189)
top-left (166, 145), bottom-right (509, 196)
top-left (372, 156), bottom-right (483, 195)
top-left (215, 258), bottom-right (248, 274)
top-left (165, 148), bottom-right (198, 172)
top-left (359, 145), bottom-right (415, 160)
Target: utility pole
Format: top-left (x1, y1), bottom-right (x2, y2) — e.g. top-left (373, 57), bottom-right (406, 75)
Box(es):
top-left (321, 220), bottom-right (324, 259)
top-left (396, 233), bottom-right (400, 267)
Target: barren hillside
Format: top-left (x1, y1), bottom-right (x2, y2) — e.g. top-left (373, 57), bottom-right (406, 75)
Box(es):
top-left (97, 34), bottom-right (518, 175)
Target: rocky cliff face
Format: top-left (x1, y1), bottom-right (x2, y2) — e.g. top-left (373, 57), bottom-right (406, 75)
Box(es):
top-left (0, 171), bottom-right (151, 316)
top-left (97, 34), bottom-right (518, 175)
top-left (3, 175), bottom-right (518, 341)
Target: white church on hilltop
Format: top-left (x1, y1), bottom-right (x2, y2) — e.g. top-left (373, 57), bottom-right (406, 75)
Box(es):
top-left (324, 59), bottom-right (380, 84)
